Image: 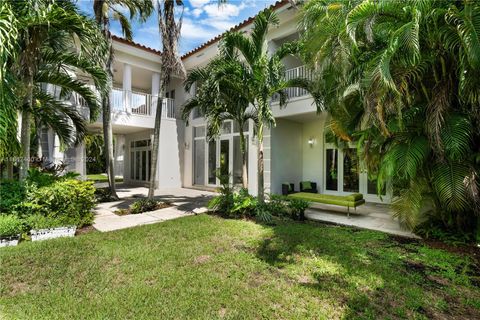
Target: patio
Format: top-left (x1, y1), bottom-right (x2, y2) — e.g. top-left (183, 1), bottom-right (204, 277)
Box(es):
top-left (93, 185), bottom-right (415, 237)
top-left (93, 185), bottom-right (215, 232)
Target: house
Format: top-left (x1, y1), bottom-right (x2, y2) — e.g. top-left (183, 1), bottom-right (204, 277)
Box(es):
top-left (42, 0), bottom-right (389, 204)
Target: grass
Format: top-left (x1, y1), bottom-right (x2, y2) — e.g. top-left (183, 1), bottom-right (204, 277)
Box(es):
top-left (86, 174), bottom-right (123, 183)
top-left (1, 215), bottom-right (479, 319)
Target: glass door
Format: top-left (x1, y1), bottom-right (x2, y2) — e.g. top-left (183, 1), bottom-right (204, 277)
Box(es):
top-left (323, 143), bottom-right (389, 202)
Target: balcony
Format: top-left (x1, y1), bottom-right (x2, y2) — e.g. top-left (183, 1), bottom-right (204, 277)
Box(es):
top-left (110, 88), bottom-right (175, 119)
top-left (271, 65), bottom-right (317, 118)
top-left (272, 65), bottom-right (313, 102)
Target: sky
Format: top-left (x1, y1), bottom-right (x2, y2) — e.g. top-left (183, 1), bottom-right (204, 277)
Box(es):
top-left (76, 0), bottom-right (278, 55)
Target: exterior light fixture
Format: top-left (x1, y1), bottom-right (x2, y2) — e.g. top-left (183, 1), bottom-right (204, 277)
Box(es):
top-left (308, 137), bottom-right (315, 147)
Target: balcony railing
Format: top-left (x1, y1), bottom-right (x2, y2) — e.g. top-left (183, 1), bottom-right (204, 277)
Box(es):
top-left (109, 88), bottom-right (176, 119)
top-left (272, 65), bottom-right (313, 102)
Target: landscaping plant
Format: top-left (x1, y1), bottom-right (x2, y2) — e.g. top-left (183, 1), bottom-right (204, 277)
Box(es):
top-left (0, 215), bottom-right (24, 238)
top-left (300, 0), bottom-right (480, 239)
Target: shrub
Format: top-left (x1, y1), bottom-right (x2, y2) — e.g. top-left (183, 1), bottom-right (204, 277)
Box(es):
top-left (15, 179), bottom-right (96, 227)
top-left (94, 187), bottom-right (117, 203)
top-left (208, 172), bottom-right (234, 217)
top-left (24, 214), bottom-right (64, 230)
top-left (0, 215), bottom-right (24, 237)
top-left (114, 199), bottom-right (170, 215)
top-left (0, 180), bottom-right (25, 214)
top-left (130, 199), bottom-right (160, 214)
top-left (287, 198), bottom-right (310, 221)
top-left (231, 188), bottom-right (257, 217)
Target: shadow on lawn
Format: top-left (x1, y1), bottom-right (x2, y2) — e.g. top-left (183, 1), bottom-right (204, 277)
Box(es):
top-left (254, 221), bottom-right (476, 319)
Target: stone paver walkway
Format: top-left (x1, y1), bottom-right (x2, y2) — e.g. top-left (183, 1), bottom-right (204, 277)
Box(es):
top-left (94, 185), bottom-right (417, 238)
top-left (93, 186), bottom-right (216, 232)
top-left (305, 202), bottom-right (419, 238)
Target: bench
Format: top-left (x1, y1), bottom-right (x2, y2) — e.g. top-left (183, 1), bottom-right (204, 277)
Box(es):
top-left (288, 192), bottom-right (365, 217)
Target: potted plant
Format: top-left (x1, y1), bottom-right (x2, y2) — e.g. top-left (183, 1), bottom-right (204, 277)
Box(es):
top-left (0, 215), bottom-right (24, 247)
top-left (26, 215), bottom-right (76, 241)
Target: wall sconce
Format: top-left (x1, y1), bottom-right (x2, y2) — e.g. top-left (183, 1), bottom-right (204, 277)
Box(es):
top-left (184, 142), bottom-right (190, 150)
top-left (308, 137), bottom-right (316, 148)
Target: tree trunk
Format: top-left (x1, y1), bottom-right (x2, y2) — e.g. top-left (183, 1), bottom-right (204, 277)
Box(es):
top-left (19, 72), bottom-right (34, 180)
top-left (148, 74), bottom-right (167, 199)
top-left (103, 94), bottom-right (117, 199)
top-left (6, 160), bottom-right (13, 179)
top-left (239, 129), bottom-right (248, 189)
top-left (257, 123), bottom-right (265, 203)
top-left (102, 25), bottom-right (118, 199)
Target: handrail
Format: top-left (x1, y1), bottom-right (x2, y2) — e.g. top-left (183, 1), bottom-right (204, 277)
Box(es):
top-left (272, 65), bottom-right (313, 101)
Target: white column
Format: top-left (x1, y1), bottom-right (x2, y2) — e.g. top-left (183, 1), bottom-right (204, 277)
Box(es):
top-left (123, 63), bottom-right (132, 111)
top-left (151, 72), bottom-right (160, 116)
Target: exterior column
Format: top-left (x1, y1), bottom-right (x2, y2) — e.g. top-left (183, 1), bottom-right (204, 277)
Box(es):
top-left (123, 63), bottom-right (132, 111)
top-left (151, 72), bottom-right (160, 116)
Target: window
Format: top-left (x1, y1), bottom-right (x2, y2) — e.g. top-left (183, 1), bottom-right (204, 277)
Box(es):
top-left (194, 126), bottom-right (205, 138)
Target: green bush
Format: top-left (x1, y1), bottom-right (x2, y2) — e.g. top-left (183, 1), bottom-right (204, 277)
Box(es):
top-left (130, 199), bottom-right (159, 214)
top-left (208, 172), bottom-right (234, 217)
top-left (15, 179), bottom-right (96, 228)
top-left (231, 188), bottom-right (257, 217)
top-left (0, 215), bottom-right (24, 237)
top-left (0, 180), bottom-right (25, 214)
top-left (24, 214), bottom-right (64, 229)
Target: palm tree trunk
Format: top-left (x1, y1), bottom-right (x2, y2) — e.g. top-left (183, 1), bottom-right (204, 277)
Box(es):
top-left (239, 129), bottom-right (248, 188)
top-left (257, 123), bottom-right (265, 203)
top-left (148, 75), bottom-right (166, 199)
top-left (19, 73), bottom-right (34, 180)
top-left (101, 24), bottom-right (118, 199)
top-left (103, 94), bottom-right (117, 198)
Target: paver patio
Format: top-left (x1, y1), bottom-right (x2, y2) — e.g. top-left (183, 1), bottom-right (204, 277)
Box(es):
top-left (93, 185), bottom-right (416, 237)
top-left (93, 186), bottom-right (215, 232)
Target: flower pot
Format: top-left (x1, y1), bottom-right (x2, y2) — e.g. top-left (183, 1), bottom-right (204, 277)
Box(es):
top-left (30, 226), bottom-right (77, 241)
top-left (0, 234), bottom-right (20, 247)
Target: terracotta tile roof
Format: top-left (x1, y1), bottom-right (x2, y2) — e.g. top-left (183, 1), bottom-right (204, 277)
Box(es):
top-left (112, 35), bottom-right (161, 55)
top-left (181, 0), bottom-right (290, 60)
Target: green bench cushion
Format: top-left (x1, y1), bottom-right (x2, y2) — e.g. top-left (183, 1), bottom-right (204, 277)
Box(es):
top-left (288, 192), bottom-right (365, 208)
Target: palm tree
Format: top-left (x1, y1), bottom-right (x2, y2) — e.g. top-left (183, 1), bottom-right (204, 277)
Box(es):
top-left (148, 0), bottom-right (187, 199)
top-left (300, 0), bottom-right (480, 235)
top-left (219, 8), bottom-right (321, 202)
top-left (1, 0), bottom-right (109, 180)
top-left (93, 0), bottom-right (153, 199)
top-left (182, 56), bottom-right (257, 188)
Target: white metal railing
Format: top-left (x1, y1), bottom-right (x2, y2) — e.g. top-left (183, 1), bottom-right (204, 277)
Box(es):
top-left (110, 88), bottom-right (176, 118)
top-left (272, 65), bottom-right (313, 102)
top-left (51, 84), bottom-right (176, 119)
top-left (161, 98), bottom-right (176, 119)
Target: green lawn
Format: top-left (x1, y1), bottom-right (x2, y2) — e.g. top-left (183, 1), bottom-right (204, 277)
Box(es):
top-left (86, 174), bottom-right (123, 183)
top-left (1, 215), bottom-right (479, 319)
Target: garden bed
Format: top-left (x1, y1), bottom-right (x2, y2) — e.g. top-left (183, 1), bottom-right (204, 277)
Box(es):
top-left (115, 199), bottom-right (171, 216)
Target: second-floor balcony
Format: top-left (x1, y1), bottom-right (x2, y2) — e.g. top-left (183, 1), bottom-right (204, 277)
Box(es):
top-left (110, 88), bottom-right (175, 119)
top-left (272, 65), bottom-right (313, 102)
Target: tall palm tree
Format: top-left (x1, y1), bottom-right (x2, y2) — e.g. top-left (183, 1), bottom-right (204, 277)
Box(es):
top-left (219, 8), bottom-right (321, 202)
top-left (1, 0), bottom-right (108, 180)
top-left (148, 0), bottom-right (187, 199)
top-left (300, 0), bottom-right (480, 235)
top-left (182, 56), bottom-right (257, 188)
top-left (93, 0), bottom-right (153, 199)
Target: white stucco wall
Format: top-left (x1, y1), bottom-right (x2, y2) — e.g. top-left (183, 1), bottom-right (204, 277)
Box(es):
top-left (157, 119), bottom-right (183, 188)
top-left (270, 119), bottom-right (303, 195)
top-left (301, 115), bottom-right (328, 191)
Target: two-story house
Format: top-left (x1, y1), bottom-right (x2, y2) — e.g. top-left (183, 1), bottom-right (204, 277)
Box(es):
top-left (43, 0), bottom-right (389, 203)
